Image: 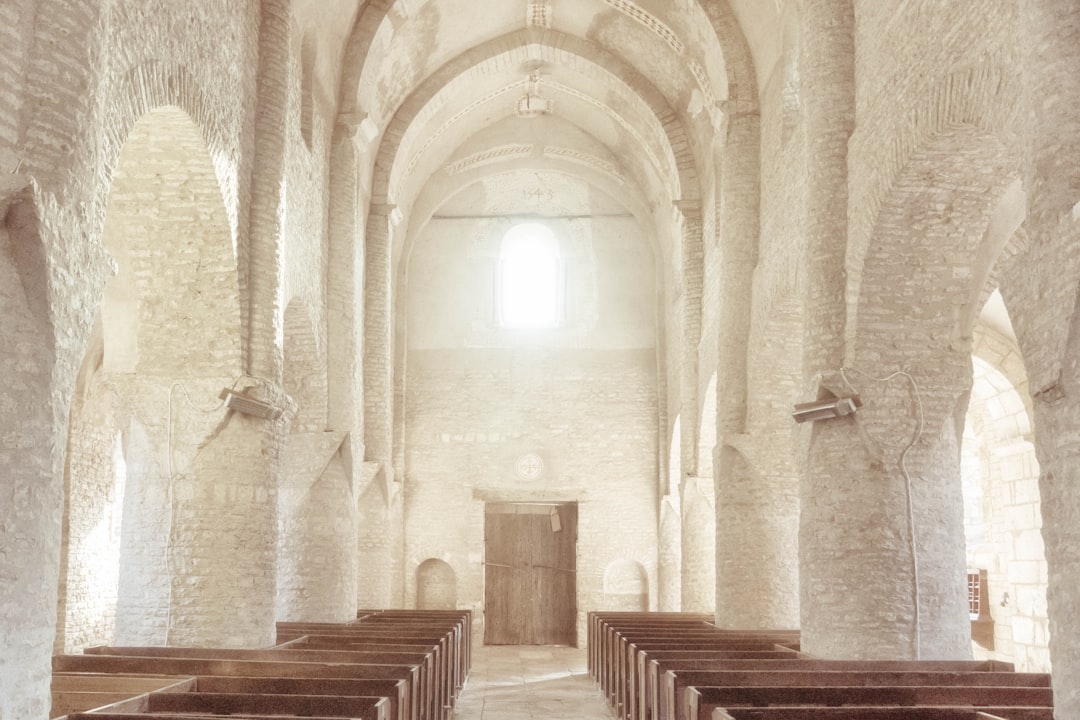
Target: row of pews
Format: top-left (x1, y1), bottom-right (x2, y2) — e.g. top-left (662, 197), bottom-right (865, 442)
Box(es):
top-left (588, 611), bottom-right (1054, 720)
top-left (51, 609), bottom-right (471, 720)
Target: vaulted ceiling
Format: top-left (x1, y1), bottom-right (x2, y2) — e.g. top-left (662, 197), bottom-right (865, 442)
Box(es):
top-left (293, 0), bottom-right (783, 273)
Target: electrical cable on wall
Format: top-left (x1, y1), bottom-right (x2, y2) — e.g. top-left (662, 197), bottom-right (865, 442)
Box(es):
top-left (841, 366), bottom-right (925, 660)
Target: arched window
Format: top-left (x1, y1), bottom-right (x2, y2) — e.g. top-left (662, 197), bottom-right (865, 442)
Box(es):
top-left (498, 222), bottom-right (563, 328)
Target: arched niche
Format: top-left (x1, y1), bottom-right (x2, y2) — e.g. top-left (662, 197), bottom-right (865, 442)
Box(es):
top-left (417, 559), bottom-right (458, 610)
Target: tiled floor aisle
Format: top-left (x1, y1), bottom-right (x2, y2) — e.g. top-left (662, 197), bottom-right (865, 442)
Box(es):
top-left (452, 645), bottom-right (617, 719)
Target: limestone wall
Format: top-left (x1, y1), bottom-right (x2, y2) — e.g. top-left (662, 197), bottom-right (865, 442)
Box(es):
top-left (403, 206), bottom-right (659, 643)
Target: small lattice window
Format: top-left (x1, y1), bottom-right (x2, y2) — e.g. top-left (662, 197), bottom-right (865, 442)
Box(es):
top-left (967, 570), bottom-right (981, 620)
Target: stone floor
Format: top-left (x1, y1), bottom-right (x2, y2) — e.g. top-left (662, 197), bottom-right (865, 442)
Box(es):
top-left (452, 644), bottom-right (617, 719)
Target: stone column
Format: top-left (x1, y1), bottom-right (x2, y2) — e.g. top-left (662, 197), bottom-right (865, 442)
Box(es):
top-left (657, 495), bottom-right (682, 611)
top-left (712, 103), bottom-right (797, 628)
top-left (245, 0), bottom-right (289, 384)
top-left (796, 0), bottom-right (877, 657)
top-left (676, 201), bottom-right (713, 611)
top-left (326, 126), bottom-right (364, 441)
top-left (680, 477), bottom-right (716, 612)
top-left (1011, 3), bottom-right (1080, 715)
top-left (802, 361), bottom-right (972, 660)
top-left (0, 179), bottom-right (61, 720)
top-left (678, 200), bottom-right (703, 478)
top-left (363, 204), bottom-right (394, 474)
top-left (361, 205), bottom-right (400, 604)
top-left (154, 0), bottom-right (292, 646)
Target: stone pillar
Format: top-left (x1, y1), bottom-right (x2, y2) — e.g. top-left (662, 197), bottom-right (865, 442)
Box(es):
top-left (327, 126), bottom-right (364, 440)
top-left (795, 0), bottom-right (869, 657)
top-left (357, 461), bottom-right (402, 608)
top-left (363, 204), bottom-right (394, 474)
top-left (678, 200), bottom-right (703, 478)
top-left (680, 477), bottom-right (715, 612)
top-left (245, 0), bottom-right (290, 384)
top-left (360, 202), bottom-right (403, 605)
top-left (1013, 3), bottom-right (1080, 715)
top-left (154, 0), bottom-right (293, 646)
top-left (798, 0), bottom-right (852, 378)
top-left (0, 179), bottom-right (61, 720)
top-left (802, 362), bottom-right (972, 660)
top-left (277, 433), bottom-right (356, 622)
top-left (712, 103), bottom-right (797, 628)
top-left (676, 201), bottom-right (712, 611)
top-left (657, 495), bottom-right (682, 611)
top-left (716, 438), bottom-right (800, 629)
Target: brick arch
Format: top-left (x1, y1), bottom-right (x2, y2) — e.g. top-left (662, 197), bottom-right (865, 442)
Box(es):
top-left (372, 29), bottom-right (698, 211)
top-left (101, 105), bottom-right (240, 378)
top-left (100, 63), bottom-right (238, 242)
top-left (848, 64), bottom-right (1022, 318)
top-left (337, 0), bottom-right (748, 150)
top-left (853, 126), bottom-right (1022, 410)
top-left (93, 62), bottom-right (245, 372)
top-left (698, 0), bottom-right (759, 102)
top-left (335, 0), bottom-right (394, 122)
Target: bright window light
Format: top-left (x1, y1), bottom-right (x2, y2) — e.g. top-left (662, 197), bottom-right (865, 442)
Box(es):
top-left (499, 222), bottom-right (561, 328)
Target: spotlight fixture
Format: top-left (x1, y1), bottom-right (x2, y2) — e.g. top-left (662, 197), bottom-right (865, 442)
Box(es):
top-left (221, 390), bottom-right (282, 420)
top-left (792, 395), bottom-right (861, 424)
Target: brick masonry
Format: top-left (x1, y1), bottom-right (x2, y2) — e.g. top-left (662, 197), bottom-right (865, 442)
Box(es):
top-left (2, 2), bottom-right (1080, 718)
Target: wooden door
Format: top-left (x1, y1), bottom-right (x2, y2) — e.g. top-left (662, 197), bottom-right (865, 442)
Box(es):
top-left (484, 502), bottom-right (577, 645)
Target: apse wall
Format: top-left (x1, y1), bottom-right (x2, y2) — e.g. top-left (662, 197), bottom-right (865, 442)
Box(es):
top-left (403, 188), bottom-right (659, 644)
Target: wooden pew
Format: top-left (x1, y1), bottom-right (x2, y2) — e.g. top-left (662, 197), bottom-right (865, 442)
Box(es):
top-left (625, 641), bottom-right (800, 720)
top-left (53, 609), bottom-right (470, 720)
top-left (277, 618), bottom-right (466, 703)
top-left (82, 646), bottom-right (436, 718)
top-left (54, 656), bottom-right (422, 720)
top-left (587, 612), bottom-right (713, 687)
top-left (592, 615), bottom-right (721, 709)
top-left (637, 649), bottom-right (804, 720)
top-left (680, 685), bottom-right (1053, 720)
top-left (50, 675), bottom-right (195, 718)
top-left (693, 705), bottom-right (1054, 720)
top-left (69, 689), bottom-right (391, 720)
top-left (589, 612), bottom-right (796, 707)
top-left (591, 617), bottom-right (717, 690)
top-left (610, 630), bottom-right (798, 718)
top-left (192, 676), bottom-right (409, 720)
top-left (351, 609), bottom-right (471, 676)
top-left (587, 613), bottom-right (1053, 720)
top-left (272, 626), bottom-right (456, 718)
top-left (667, 664), bottom-right (1053, 720)
top-left (278, 635), bottom-right (448, 720)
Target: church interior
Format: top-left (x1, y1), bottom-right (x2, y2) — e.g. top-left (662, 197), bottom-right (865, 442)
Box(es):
top-left (2, 0), bottom-right (1079, 718)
